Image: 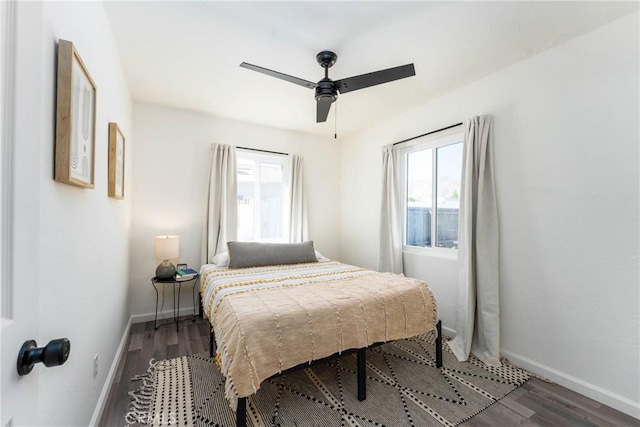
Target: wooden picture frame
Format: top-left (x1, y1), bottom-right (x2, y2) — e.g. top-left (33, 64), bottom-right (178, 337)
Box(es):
top-left (108, 122), bottom-right (125, 199)
top-left (54, 39), bottom-right (97, 188)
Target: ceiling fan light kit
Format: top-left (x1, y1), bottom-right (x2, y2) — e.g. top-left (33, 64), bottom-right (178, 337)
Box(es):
top-left (240, 50), bottom-right (415, 124)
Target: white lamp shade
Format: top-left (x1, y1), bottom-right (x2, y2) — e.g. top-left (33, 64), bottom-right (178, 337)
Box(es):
top-left (155, 235), bottom-right (179, 260)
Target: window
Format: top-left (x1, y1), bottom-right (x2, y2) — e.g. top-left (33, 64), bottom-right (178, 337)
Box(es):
top-left (402, 131), bottom-right (463, 251)
top-left (236, 151), bottom-right (288, 242)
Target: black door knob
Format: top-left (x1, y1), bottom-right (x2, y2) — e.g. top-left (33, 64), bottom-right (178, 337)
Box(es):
top-left (17, 338), bottom-right (71, 376)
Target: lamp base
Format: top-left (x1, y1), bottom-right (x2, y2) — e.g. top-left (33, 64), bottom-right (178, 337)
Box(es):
top-left (156, 260), bottom-right (176, 279)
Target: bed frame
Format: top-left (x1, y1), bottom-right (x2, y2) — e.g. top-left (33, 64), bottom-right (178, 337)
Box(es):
top-left (206, 313), bottom-right (443, 427)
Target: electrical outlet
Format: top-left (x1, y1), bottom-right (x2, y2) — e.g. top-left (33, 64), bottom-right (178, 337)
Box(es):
top-left (93, 353), bottom-right (99, 379)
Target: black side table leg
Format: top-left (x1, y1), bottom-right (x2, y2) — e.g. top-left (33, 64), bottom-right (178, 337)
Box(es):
top-left (175, 282), bottom-right (181, 333)
top-left (152, 281), bottom-right (160, 330)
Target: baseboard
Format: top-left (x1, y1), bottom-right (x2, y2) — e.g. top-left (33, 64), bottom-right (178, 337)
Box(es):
top-left (441, 325), bottom-right (456, 338)
top-left (130, 305), bottom-right (198, 324)
top-left (89, 316), bottom-right (133, 427)
top-left (502, 349), bottom-right (640, 419)
top-left (440, 328), bottom-right (638, 419)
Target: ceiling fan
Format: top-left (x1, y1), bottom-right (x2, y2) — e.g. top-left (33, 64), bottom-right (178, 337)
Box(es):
top-left (240, 51), bottom-right (416, 123)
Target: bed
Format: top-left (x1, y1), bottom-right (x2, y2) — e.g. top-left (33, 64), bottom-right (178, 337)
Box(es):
top-left (200, 243), bottom-right (441, 427)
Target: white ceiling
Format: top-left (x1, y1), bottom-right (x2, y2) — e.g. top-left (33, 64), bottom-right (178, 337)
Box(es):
top-left (103, 1), bottom-right (638, 139)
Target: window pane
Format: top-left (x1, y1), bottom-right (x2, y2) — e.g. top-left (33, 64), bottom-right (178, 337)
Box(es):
top-left (236, 153), bottom-right (287, 243)
top-left (436, 143), bottom-right (462, 248)
top-left (237, 158), bottom-right (255, 241)
top-left (259, 163), bottom-right (284, 240)
top-left (406, 149), bottom-right (433, 247)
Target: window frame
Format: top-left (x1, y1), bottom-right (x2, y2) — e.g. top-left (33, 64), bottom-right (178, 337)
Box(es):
top-left (398, 128), bottom-right (464, 258)
top-left (236, 149), bottom-right (289, 243)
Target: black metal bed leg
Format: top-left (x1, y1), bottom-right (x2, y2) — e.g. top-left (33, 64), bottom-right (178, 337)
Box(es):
top-left (236, 397), bottom-right (247, 427)
top-left (357, 348), bottom-right (366, 401)
top-left (436, 320), bottom-right (443, 368)
top-left (209, 329), bottom-right (215, 358)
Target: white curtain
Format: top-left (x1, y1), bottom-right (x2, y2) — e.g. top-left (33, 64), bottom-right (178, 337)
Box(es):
top-left (201, 143), bottom-right (237, 266)
top-left (378, 145), bottom-right (403, 274)
top-left (448, 115), bottom-right (501, 367)
top-left (288, 154), bottom-right (308, 242)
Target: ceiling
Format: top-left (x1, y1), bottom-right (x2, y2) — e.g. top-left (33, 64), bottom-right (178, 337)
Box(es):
top-left (103, 1), bottom-right (638, 139)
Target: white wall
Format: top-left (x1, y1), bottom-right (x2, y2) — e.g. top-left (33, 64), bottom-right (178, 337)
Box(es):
top-left (13, 2), bottom-right (133, 425)
top-left (130, 104), bottom-right (340, 319)
top-left (340, 13), bottom-right (639, 418)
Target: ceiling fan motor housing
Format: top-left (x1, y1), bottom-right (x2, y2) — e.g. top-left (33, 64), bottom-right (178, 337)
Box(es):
top-left (315, 78), bottom-right (337, 103)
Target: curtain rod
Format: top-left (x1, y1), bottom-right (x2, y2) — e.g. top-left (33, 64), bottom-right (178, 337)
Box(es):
top-left (392, 122), bottom-right (464, 146)
top-left (236, 146), bottom-right (288, 156)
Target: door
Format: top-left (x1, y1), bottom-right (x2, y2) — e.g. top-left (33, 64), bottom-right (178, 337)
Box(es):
top-left (1, 1), bottom-right (40, 425)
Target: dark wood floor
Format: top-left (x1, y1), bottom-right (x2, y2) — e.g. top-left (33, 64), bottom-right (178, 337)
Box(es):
top-left (99, 317), bottom-right (638, 427)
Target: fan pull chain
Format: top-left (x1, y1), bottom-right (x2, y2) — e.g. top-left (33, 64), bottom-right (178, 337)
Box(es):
top-left (334, 100), bottom-right (338, 139)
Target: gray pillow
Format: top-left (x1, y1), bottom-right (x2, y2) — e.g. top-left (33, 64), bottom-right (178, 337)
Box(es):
top-left (227, 241), bottom-right (317, 268)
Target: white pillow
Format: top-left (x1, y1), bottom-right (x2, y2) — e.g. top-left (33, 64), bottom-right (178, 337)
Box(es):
top-left (212, 249), bottom-right (327, 267)
top-left (211, 252), bottom-right (229, 267)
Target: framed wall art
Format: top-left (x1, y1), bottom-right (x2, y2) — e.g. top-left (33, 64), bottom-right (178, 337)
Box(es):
top-left (108, 122), bottom-right (125, 199)
top-left (54, 39), bottom-right (97, 188)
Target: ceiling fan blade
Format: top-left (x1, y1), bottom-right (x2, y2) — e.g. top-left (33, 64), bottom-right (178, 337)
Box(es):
top-left (316, 100), bottom-right (332, 123)
top-left (240, 62), bottom-right (317, 89)
top-left (335, 64), bottom-right (415, 94)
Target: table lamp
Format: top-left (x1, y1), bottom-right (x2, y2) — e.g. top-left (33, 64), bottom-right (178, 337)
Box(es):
top-left (155, 235), bottom-right (179, 279)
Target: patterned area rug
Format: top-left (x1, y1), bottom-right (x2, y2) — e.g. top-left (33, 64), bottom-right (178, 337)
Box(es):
top-left (126, 333), bottom-right (529, 426)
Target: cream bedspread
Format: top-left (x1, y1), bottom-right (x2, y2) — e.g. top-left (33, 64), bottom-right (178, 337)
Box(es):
top-left (200, 260), bottom-right (438, 409)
